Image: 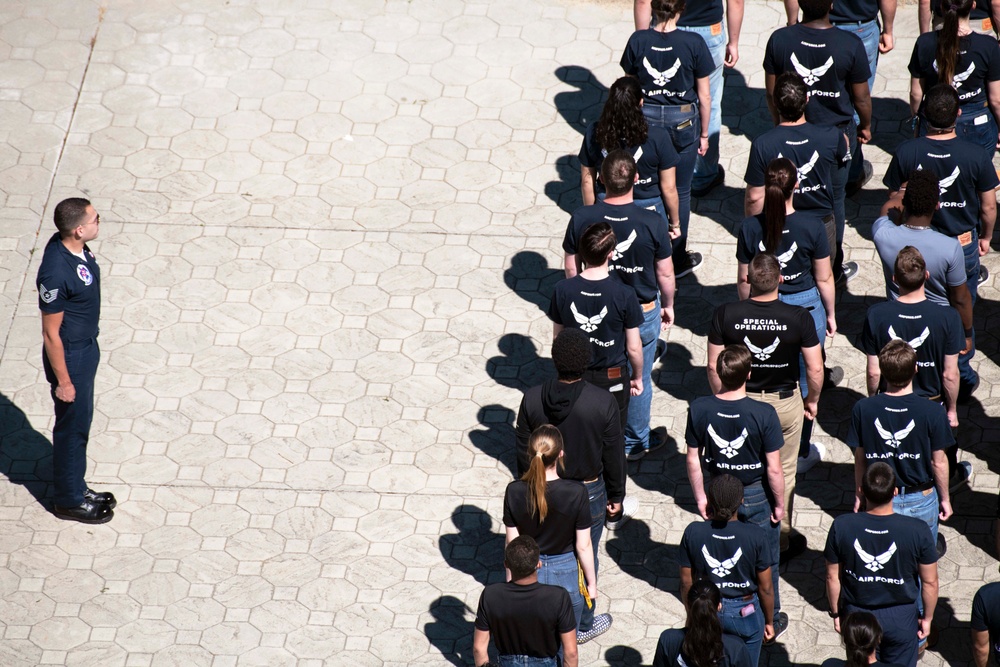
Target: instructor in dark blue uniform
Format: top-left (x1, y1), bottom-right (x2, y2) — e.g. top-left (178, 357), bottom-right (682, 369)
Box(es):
top-left (37, 198), bottom-right (115, 524)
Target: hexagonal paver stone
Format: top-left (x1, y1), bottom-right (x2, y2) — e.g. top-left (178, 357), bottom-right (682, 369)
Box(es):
top-left (150, 645), bottom-right (214, 667)
top-left (29, 616), bottom-right (90, 651)
top-left (201, 621), bottom-right (264, 655)
top-left (128, 572), bottom-right (190, 607)
top-left (164, 597), bottom-right (226, 631)
top-left (285, 624), bottom-right (347, 659)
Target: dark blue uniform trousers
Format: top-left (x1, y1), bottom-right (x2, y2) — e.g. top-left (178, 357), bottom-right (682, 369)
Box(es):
top-left (44, 337), bottom-right (99, 507)
top-left (845, 601), bottom-right (920, 667)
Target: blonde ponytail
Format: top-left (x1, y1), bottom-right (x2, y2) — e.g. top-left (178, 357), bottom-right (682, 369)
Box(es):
top-left (521, 424), bottom-right (563, 523)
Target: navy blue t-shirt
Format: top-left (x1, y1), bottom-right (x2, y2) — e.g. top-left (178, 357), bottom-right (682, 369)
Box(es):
top-left (763, 25), bottom-right (871, 126)
top-left (909, 32), bottom-right (1000, 110)
top-left (736, 211), bottom-right (830, 294)
top-left (884, 136), bottom-right (1000, 237)
top-left (36, 232), bottom-right (101, 343)
top-left (745, 123), bottom-right (848, 216)
top-left (830, 0), bottom-right (879, 22)
top-left (621, 29), bottom-right (715, 106)
top-left (563, 202), bottom-right (672, 303)
top-left (548, 275), bottom-right (644, 370)
top-left (579, 123), bottom-right (680, 201)
top-left (825, 512), bottom-right (937, 608)
top-left (678, 0), bottom-right (724, 28)
top-left (654, 629), bottom-right (753, 667)
top-left (972, 582), bottom-right (1000, 666)
top-left (847, 393), bottom-right (953, 490)
top-left (680, 519), bottom-right (771, 598)
top-left (686, 396), bottom-right (784, 486)
top-left (861, 299), bottom-right (964, 400)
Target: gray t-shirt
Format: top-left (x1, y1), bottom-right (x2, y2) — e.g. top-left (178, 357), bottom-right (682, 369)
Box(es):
top-left (872, 216), bottom-right (966, 306)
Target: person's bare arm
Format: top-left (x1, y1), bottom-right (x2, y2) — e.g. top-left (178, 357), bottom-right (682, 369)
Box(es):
top-left (882, 188), bottom-right (906, 219)
top-left (865, 354), bottom-right (880, 397)
top-left (687, 445), bottom-right (709, 519)
top-left (725, 0), bottom-right (745, 67)
top-left (918, 562), bottom-right (939, 640)
top-left (565, 253), bottom-right (581, 279)
top-left (561, 631), bottom-right (579, 667)
top-left (745, 185), bottom-right (764, 216)
top-left (626, 327), bottom-right (643, 396)
top-left (933, 449), bottom-right (953, 520)
top-left (826, 560), bottom-right (842, 633)
top-left (918, 0), bottom-right (932, 32)
top-left (581, 165), bottom-right (598, 207)
top-left (802, 344), bottom-right (824, 420)
top-left (656, 256), bottom-right (676, 328)
top-left (634, 0), bottom-right (652, 30)
top-left (758, 566), bottom-right (775, 641)
top-left (473, 629), bottom-right (491, 667)
top-left (765, 72), bottom-right (779, 124)
top-left (575, 527), bottom-right (597, 601)
top-left (707, 341), bottom-right (725, 394)
top-left (948, 283), bottom-right (974, 347)
top-left (878, 0), bottom-right (896, 53)
top-left (553, 322), bottom-right (564, 340)
top-left (660, 168), bottom-right (681, 237)
top-left (973, 628), bottom-right (991, 667)
top-left (852, 81), bottom-right (873, 143)
top-left (765, 450), bottom-right (785, 523)
top-left (504, 526), bottom-right (519, 581)
top-left (910, 77), bottom-right (924, 118)
top-left (42, 311), bottom-right (74, 403)
top-left (783, 0), bottom-right (800, 25)
top-left (978, 190), bottom-right (996, 257)
top-left (737, 262), bottom-right (750, 300)
top-left (680, 566), bottom-right (694, 610)
top-left (814, 256), bottom-right (836, 337)
top-left (697, 77), bottom-right (711, 156)
top-left (943, 353), bottom-right (959, 427)
top-left (853, 447), bottom-right (866, 512)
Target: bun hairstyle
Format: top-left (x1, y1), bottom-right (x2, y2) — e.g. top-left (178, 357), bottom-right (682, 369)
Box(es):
top-left (937, 0), bottom-right (975, 86)
top-left (762, 157), bottom-right (797, 254)
top-left (681, 579), bottom-right (725, 667)
top-left (651, 0), bottom-right (686, 25)
top-left (596, 77), bottom-right (648, 154)
top-left (521, 424), bottom-right (563, 523)
top-left (841, 611), bottom-right (882, 667)
top-left (707, 474), bottom-right (744, 522)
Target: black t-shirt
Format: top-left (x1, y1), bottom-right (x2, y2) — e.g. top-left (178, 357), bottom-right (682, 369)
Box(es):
top-left (685, 396), bottom-right (783, 486)
top-left (503, 479), bottom-right (590, 556)
top-left (763, 25), bottom-right (871, 126)
top-left (677, 0), bottom-right (724, 28)
top-left (745, 123), bottom-right (847, 216)
top-left (846, 393), bottom-right (953, 489)
top-left (932, 0), bottom-right (992, 20)
top-left (563, 202), bottom-right (672, 303)
top-left (909, 32), bottom-right (1000, 110)
top-left (861, 299), bottom-right (964, 400)
top-left (971, 582), bottom-right (1000, 666)
top-left (548, 275), bottom-right (644, 370)
top-left (36, 233), bottom-right (101, 343)
top-left (830, 0), bottom-right (879, 22)
top-left (709, 299), bottom-right (821, 393)
top-left (824, 512), bottom-right (937, 608)
top-left (883, 136), bottom-right (1000, 237)
top-left (653, 628), bottom-right (753, 667)
top-left (579, 123), bottom-right (680, 201)
top-left (679, 519), bottom-right (771, 598)
top-left (621, 29), bottom-right (715, 106)
top-left (736, 212), bottom-right (830, 294)
top-left (475, 582), bottom-right (576, 658)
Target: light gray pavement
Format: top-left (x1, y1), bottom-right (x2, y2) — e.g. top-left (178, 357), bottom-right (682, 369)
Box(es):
top-left (0, 0), bottom-right (998, 665)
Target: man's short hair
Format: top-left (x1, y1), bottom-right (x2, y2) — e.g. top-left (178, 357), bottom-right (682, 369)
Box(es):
top-left (902, 169), bottom-right (940, 218)
top-left (893, 246), bottom-right (927, 292)
top-left (717, 344), bottom-right (752, 391)
top-left (747, 253), bottom-right (781, 294)
top-left (878, 339), bottom-right (917, 387)
top-left (601, 149), bottom-right (637, 197)
top-left (773, 72), bottom-right (808, 121)
top-left (862, 461), bottom-right (896, 505)
top-left (924, 84), bottom-right (959, 129)
top-left (552, 328), bottom-right (592, 380)
top-left (578, 221), bottom-right (616, 268)
top-left (505, 535), bottom-right (539, 580)
top-left (54, 197), bottom-right (92, 235)
top-left (799, 0), bottom-right (833, 21)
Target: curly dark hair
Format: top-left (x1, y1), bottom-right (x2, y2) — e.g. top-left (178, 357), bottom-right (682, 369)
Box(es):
top-left (902, 169), bottom-right (939, 218)
top-left (552, 328), bottom-right (592, 380)
top-left (924, 83), bottom-right (959, 129)
top-left (595, 77), bottom-right (648, 154)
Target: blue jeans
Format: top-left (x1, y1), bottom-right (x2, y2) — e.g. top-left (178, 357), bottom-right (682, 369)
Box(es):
top-left (44, 337), bottom-right (100, 507)
top-left (893, 486), bottom-right (938, 620)
top-left (633, 195), bottom-right (668, 225)
top-left (625, 298), bottom-right (661, 456)
top-left (720, 593), bottom-right (765, 666)
top-left (739, 481), bottom-right (780, 619)
top-left (779, 287), bottom-right (826, 398)
top-left (678, 23), bottom-right (725, 188)
top-left (956, 106), bottom-right (998, 159)
top-left (499, 656), bottom-right (559, 667)
top-left (832, 122), bottom-right (857, 276)
top-left (581, 477), bottom-right (606, 632)
top-left (539, 551), bottom-right (585, 631)
top-left (643, 103), bottom-right (699, 260)
top-left (836, 19), bottom-right (879, 182)
top-left (960, 233), bottom-right (980, 388)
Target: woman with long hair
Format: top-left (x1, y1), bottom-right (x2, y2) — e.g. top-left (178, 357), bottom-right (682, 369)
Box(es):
top-left (621, 0), bottom-right (713, 276)
top-left (908, 0), bottom-right (1000, 155)
top-left (820, 612), bottom-right (904, 667)
top-left (579, 76), bottom-right (681, 236)
top-left (653, 579), bottom-right (753, 667)
top-left (502, 425), bottom-right (600, 634)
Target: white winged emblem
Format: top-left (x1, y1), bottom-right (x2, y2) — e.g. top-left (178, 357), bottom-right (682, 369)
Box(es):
top-left (38, 283), bottom-right (58, 304)
top-left (643, 56), bottom-right (682, 87)
top-left (791, 53), bottom-right (834, 86)
top-left (612, 229), bottom-right (638, 261)
top-left (758, 241), bottom-right (798, 269)
top-left (633, 145), bottom-right (644, 162)
top-left (702, 544), bottom-right (743, 577)
top-left (796, 150), bottom-right (820, 182)
top-left (744, 336), bottom-right (780, 361)
top-left (854, 539), bottom-right (897, 572)
top-left (708, 425), bottom-right (749, 459)
top-left (952, 62), bottom-right (976, 88)
top-left (571, 302), bottom-right (608, 333)
top-left (888, 325), bottom-right (930, 350)
top-left (874, 418), bottom-right (915, 449)
top-left (938, 166), bottom-right (960, 195)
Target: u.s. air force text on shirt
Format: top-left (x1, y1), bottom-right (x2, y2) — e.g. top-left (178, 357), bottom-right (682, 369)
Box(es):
top-left (686, 395), bottom-right (783, 486)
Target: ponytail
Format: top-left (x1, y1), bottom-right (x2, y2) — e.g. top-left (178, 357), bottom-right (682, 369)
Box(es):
top-left (762, 157), bottom-right (796, 254)
top-left (521, 425), bottom-right (563, 523)
top-left (936, 0), bottom-right (974, 86)
top-left (681, 579), bottom-right (725, 667)
top-left (842, 612), bottom-right (882, 667)
top-left (651, 0), bottom-right (686, 25)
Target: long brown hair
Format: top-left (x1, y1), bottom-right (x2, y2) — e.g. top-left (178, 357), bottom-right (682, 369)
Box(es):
top-left (595, 77), bottom-right (648, 153)
top-left (762, 157), bottom-right (796, 253)
top-left (521, 425), bottom-right (563, 523)
top-left (936, 0), bottom-right (975, 85)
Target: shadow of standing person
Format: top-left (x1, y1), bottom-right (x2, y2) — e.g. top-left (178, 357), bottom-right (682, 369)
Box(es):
top-left (0, 391), bottom-right (56, 514)
top-left (425, 594), bottom-right (477, 667)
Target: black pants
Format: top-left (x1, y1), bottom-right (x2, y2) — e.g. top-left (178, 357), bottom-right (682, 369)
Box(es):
top-left (582, 365), bottom-right (629, 448)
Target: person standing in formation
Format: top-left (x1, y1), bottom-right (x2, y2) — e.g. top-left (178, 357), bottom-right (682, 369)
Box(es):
top-left (653, 579), bottom-right (754, 667)
top-left (820, 612), bottom-right (905, 667)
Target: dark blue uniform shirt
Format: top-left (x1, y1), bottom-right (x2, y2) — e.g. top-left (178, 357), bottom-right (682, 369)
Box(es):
top-left (36, 232), bottom-right (101, 343)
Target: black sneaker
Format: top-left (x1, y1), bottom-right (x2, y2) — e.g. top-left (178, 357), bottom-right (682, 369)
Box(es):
top-left (766, 612), bottom-right (789, 644)
top-left (780, 533), bottom-right (807, 565)
top-left (846, 160), bottom-right (873, 197)
top-left (675, 252), bottom-right (703, 279)
top-left (835, 261), bottom-right (860, 285)
top-left (980, 265), bottom-right (990, 285)
top-left (691, 165), bottom-right (725, 198)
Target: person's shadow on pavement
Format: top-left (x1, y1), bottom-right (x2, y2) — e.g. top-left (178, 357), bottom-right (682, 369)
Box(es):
top-left (425, 594), bottom-right (476, 667)
top-left (439, 504), bottom-right (506, 588)
top-left (0, 391), bottom-right (56, 514)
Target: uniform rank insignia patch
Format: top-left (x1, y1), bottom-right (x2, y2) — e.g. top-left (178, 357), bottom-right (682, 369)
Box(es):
top-left (77, 264), bottom-right (93, 285)
top-left (39, 284), bottom-right (58, 303)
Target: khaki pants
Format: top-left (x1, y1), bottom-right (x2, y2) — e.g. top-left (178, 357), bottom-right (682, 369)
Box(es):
top-left (752, 388), bottom-right (804, 551)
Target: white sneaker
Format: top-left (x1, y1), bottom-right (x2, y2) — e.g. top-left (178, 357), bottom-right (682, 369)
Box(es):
top-left (605, 496), bottom-right (638, 531)
top-left (797, 443), bottom-right (825, 474)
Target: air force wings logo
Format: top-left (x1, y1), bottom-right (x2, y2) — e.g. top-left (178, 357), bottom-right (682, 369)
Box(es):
top-left (952, 62), bottom-right (976, 88)
top-left (791, 53), bottom-right (834, 86)
top-left (744, 336), bottom-right (780, 361)
top-left (571, 302), bottom-right (608, 333)
top-left (758, 241), bottom-right (798, 269)
top-left (702, 544), bottom-right (743, 577)
top-left (854, 539), bottom-right (897, 572)
top-left (938, 166), bottom-right (960, 195)
top-left (708, 425), bottom-right (749, 459)
top-left (874, 418), bottom-right (915, 449)
top-left (643, 56), bottom-right (682, 86)
top-left (888, 325), bottom-right (930, 350)
top-left (796, 150), bottom-right (820, 182)
top-left (612, 229), bottom-right (638, 261)
top-left (38, 284), bottom-right (58, 304)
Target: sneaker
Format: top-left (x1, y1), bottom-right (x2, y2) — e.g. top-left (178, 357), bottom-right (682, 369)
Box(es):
top-left (780, 533), bottom-right (807, 565)
top-left (845, 160), bottom-right (873, 197)
top-left (949, 460), bottom-right (972, 494)
top-left (936, 533), bottom-right (947, 559)
top-left (797, 442), bottom-right (825, 474)
top-left (577, 613), bottom-right (613, 644)
top-left (691, 165), bottom-right (725, 198)
top-left (980, 265), bottom-right (990, 285)
top-left (836, 261), bottom-right (860, 285)
top-left (675, 252), bottom-right (703, 279)
top-left (824, 366), bottom-right (844, 389)
top-left (605, 496), bottom-right (638, 532)
top-left (766, 612), bottom-right (789, 644)
top-left (625, 447), bottom-right (647, 462)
